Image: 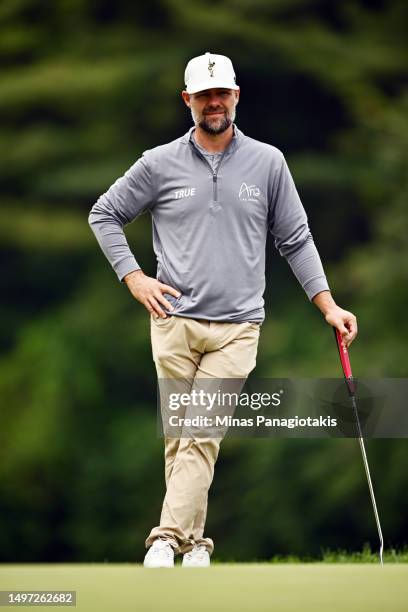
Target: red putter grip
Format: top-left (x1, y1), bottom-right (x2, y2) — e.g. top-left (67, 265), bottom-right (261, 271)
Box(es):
top-left (334, 327), bottom-right (353, 379)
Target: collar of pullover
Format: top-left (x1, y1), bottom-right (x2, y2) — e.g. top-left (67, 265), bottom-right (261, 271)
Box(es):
top-left (181, 123), bottom-right (243, 156)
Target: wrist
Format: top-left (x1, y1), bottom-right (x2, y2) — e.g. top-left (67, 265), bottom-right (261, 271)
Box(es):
top-left (124, 269), bottom-right (144, 285)
top-left (312, 290), bottom-right (337, 316)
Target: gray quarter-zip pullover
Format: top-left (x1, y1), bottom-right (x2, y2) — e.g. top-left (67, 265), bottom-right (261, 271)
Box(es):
top-left (88, 125), bottom-right (329, 323)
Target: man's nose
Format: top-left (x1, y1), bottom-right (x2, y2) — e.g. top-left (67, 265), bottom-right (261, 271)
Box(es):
top-left (207, 94), bottom-right (224, 105)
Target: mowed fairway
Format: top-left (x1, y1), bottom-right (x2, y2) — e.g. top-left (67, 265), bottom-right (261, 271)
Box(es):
top-left (0, 564), bottom-right (407, 612)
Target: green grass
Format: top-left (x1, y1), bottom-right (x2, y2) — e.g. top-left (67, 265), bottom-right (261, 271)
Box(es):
top-left (266, 545), bottom-right (408, 564)
top-left (211, 545), bottom-right (408, 564)
top-left (320, 546), bottom-right (408, 564)
top-left (1, 562), bottom-right (407, 612)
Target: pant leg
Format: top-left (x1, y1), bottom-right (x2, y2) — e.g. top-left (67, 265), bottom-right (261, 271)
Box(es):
top-left (146, 315), bottom-right (203, 551)
top-left (147, 319), bottom-right (260, 554)
top-left (189, 321), bottom-right (260, 548)
top-left (150, 312), bottom-right (203, 454)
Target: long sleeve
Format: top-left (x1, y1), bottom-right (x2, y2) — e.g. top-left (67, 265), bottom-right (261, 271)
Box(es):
top-left (88, 152), bottom-right (155, 281)
top-left (268, 154), bottom-right (330, 300)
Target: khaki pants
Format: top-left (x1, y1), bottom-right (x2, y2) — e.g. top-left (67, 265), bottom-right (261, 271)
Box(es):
top-left (145, 315), bottom-right (260, 555)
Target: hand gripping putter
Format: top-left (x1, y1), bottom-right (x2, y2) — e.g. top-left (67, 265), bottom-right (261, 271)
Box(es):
top-left (333, 328), bottom-right (384, 565)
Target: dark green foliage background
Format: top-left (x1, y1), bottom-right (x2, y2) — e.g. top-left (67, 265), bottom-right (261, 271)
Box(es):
top-left (1, 0), bottom-right (407, 561)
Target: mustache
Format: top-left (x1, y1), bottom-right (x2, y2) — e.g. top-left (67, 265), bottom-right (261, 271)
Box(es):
top-left (203, 107), bottom-right (226, 114)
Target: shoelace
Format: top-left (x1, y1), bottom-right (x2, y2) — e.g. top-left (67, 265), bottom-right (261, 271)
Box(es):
top-left (185, 545), bottom-right (207, 560)
top-left (152, 540), bottom-right (173, 558)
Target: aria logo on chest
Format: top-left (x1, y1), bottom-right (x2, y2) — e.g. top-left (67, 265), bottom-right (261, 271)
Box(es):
top-left (174, 187), bottom-right (196, 199)
top-left (239, 182), bottom-right (261, 202)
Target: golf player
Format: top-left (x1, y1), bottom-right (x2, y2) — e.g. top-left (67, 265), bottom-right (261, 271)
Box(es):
top-left (88, 52), bottom-right (358, 568)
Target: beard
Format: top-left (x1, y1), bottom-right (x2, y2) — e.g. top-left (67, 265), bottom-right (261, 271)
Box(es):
top-left (191, 105), bottom-right (236, 135)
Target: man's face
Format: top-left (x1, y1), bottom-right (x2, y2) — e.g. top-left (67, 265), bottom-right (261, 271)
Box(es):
top-left (182, 88), bottom-right (240, 135)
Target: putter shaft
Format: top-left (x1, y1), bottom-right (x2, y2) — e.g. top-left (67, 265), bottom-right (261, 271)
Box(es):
top-left (334, 328), bottom-right (384, 565)
top-left (351, 394), bottom-right (384, 565)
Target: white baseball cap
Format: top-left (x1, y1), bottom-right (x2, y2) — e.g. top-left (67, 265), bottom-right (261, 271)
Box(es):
top-left (184, 52), bottom-right (239, 94)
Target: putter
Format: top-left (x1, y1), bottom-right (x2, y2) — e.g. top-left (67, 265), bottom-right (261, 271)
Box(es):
top-left (333, 327), bottom-right (384, 565)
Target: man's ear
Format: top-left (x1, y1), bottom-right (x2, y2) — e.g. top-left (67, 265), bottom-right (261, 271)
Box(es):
top-left (181, 90), bottom-right (191, 108)
top-left (235, 88), bottom-right (240, 105)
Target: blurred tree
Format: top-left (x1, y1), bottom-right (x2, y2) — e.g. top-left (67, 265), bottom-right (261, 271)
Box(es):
top-left (0, 0), bottom-right (407, 561)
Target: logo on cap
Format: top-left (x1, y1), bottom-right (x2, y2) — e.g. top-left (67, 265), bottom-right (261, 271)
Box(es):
top-left (208, 58), bottom-right (215, 77)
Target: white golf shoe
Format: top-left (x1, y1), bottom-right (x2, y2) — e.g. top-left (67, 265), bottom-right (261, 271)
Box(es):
top-left (143, 539), bottom-right (175, 568)
top-left (182, 545), bottom-right (210, 568)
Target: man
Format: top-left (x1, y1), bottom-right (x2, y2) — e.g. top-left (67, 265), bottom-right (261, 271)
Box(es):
top-left (88, 52), bottom-right (358, 568)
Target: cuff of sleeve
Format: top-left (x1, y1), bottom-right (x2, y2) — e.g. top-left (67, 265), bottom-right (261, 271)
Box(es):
top-left (303, 277), bottom-right (330, 302)
top-left (114, 256), bottom-right (141, 282)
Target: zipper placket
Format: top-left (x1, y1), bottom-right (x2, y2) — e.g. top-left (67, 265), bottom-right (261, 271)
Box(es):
top-left (191, 145), bottom-right (227, 202)
top-left (211, 150), bottom-right (226, 201)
